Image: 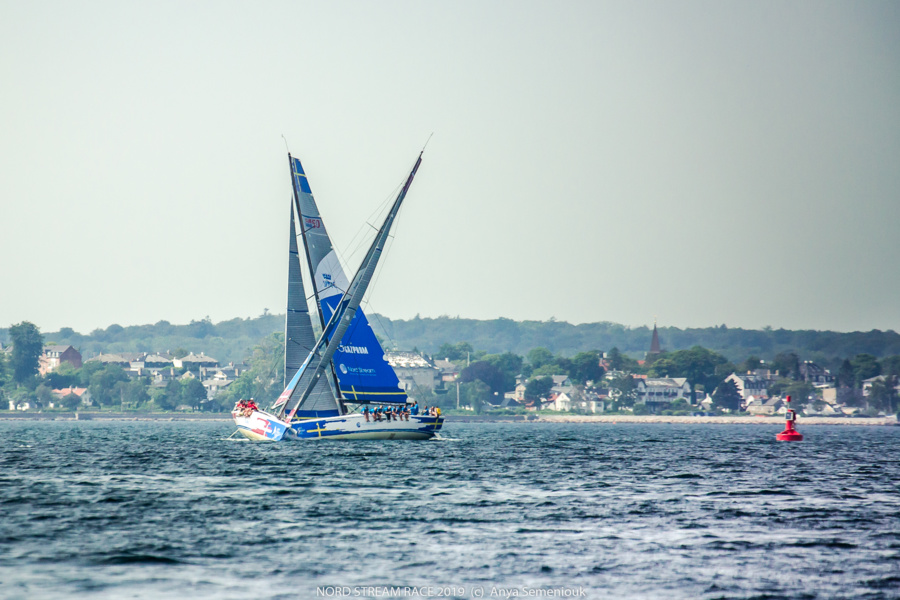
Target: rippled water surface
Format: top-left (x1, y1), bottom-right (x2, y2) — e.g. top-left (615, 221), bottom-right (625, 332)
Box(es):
top-left (1, 421), bottom-right (899, 599)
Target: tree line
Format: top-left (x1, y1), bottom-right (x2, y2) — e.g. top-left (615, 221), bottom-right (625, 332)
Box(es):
top-left (4, 314), bottom-right (900, 371)
top-left (418, 341), bottom-right (899, 416)
top-left (4, 320), bottom-right (898, 416)
top-left (370, 315), bottom-right (900, 363)
top-left (1, 322), bottom-right (233, 412)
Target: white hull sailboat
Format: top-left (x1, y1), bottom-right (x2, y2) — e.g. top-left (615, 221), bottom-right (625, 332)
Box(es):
top-left (232, 147), bottom-right (443, 441)
top-left (232, 410), bottom-right (442, 441)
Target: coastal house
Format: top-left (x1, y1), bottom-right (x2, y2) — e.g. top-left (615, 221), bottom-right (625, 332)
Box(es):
top-left (149, 367), bottom-right (178, 386)
top-left (725, 373), bottom-right (769, 401)
top-left (85, 353), bottom-right (133, 367)
top-left (386, 351), bottom-right (440, 392)
top-left (862, 375), bottom-right (900, 397)
top-left (39, 345), bottom-right (83, 374)
top-left (548, 391), bottom-right (574, 411)
top-left (202, 371), bottom-right (233, 399)
top-left (144, 353), bottom-right (174, 367)
top-left (433, 359), bottom-right (459, 383)
top-left (217, 362), bottom-right (247, 379)
top-left (821, 387), bottom-right (860, 405)
top-left (513, 382), bottom-right (527, 402)
top-left (51, 387), bottom-right (93, 407)
top-left (746, 396), bottom-right (783, 415)
top-left (174, 352), bottom-right (219, 370)
top-left (635, 377), bottom-right (691, 412)
top-left (799, 361), bottom-right (835, 385)
top-left (550, 375), bottom-right (572, 391)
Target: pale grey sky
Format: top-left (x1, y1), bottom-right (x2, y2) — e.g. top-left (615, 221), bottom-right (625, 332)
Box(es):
top-left (2, 1), bottom-right (898, 335)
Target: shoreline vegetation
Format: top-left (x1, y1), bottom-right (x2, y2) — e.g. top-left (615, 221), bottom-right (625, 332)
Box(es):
top-left (4, 320), bottom-right (899, 422)
top-left (0, 411), bottom-right (895, 426)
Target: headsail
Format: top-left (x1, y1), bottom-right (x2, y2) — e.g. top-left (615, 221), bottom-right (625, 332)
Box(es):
top-left (284, 203), bottom-right (315, 387)
top-left (283, 152), bottom-right (424, 421)
top-left (291, 156), bottom-right (407, 404)
top-left (271, 203), bottom-right (340, 418)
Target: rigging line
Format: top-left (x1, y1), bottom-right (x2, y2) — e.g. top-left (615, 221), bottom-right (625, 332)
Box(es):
top-left (286, 337), bottom-right (318, 354)
top-left (334, 160), bottom-right (409, 272)
top-left (338, 180), bottom-right (404, 268)
top-left (358, 204), bottom-right (404, 351)
top-left (281, 135), bottom-right (291, 153)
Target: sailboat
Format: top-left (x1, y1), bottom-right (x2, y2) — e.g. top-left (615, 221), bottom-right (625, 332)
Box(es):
top-left (231, 149), bottom-right (444, 441)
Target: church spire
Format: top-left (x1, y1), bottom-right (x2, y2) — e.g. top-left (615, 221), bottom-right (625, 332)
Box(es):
top-left (649, 320), bottom-right (661, 356)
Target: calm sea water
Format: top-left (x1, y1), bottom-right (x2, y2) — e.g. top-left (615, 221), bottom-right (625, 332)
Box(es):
top-left (1, 421), bottom-right (898, 600)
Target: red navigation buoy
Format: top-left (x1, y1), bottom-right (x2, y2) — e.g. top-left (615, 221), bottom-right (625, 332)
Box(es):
top-left (776, 395), bottom-right (803, 441)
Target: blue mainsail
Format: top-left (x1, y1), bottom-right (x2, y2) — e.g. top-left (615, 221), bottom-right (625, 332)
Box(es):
top-left (291, 156), bottom-right (408, 405)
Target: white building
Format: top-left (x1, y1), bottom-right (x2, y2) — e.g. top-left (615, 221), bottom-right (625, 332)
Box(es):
top-left (635, 377), bottom-right (691, 410)
top-left (549, 391), bottom-right (574, 411)
top-left (725, 373), bottom-right (769, 401)
top-left (385, 351), bottom-right (440, 392)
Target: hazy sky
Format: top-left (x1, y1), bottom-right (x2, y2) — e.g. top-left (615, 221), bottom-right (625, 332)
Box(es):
top-left (2, 1), bottom-right (899, 335)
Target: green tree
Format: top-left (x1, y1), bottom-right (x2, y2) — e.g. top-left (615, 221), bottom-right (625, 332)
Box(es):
top-left (527, 347), bottom-right (555, 370)
top-left (459, 380), bottom-right (491, 413)
top-left (35, 384), bottom-right (54, 408)
top-left (531, 363), bottom-right (563, 378)
top-left (607, 347), bottom-right (639, 373)
top-left (645, 346), bottom-right (729, 399)
top-left (116, 379), bottom-right (150, 409)
top-left (8, 387), bottom-right (35, 409)
top-left (767, 378), bottom-right (792, 397)
top-left (712, 379), bottom-right (742, 412)
top-left (608, 374), bottom-right (637, 406)
top-left (632, 403), bottom-right (650, 415)
top-left (837, 359), bottom-right (855, 388)
top-left (60, 392), bottom-right (82, 411)
top-left (181, 378), bottom-right (208, 410)
top-left (0, 350), bottom-right (8, 387)
top-left (436, 341), bottom-right (474, 362)
top-left (460, 361), bottom-right (506, 395)
top-left (220, 332), bottom-right (285, 406)
top-left (881, 356), bottom-right (900, 379)
top-left (772, 352), bottom-right (800, 379)
top-left (9, 321), bottom-right (43, 384)
top-left (743, 356), bottom-right (762, 372)
top-left (570, 351), bottom-right (604, 384)
top-left (784, 382), bottom-right (815, 405)
top-left (77, 361), bottom-right (106, 387)
top-left (524, 376), bottom-right (554, 405)
top-left (45, 362), bottom-right (78, 390)
top-left (152, 380), bottom-right (182, 411)
top-left (851, 354), bottom-right (881, 387)
top-left (482, 352), bottom-right (523, 392)
top-left (87, 365), bottom-right (129, 407)
top-left (867, 375), bottom-right (898, 415)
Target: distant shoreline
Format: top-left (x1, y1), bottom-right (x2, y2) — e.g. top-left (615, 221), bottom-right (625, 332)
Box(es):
top-left (0, 412), bottom-right (895, 426)
top-left (0, 412), bottom-right (231, 421)
top-left (532, 414), bottom-right (898, 426)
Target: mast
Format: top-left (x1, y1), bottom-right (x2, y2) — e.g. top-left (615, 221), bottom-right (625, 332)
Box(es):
top-left (287, 153), bottom-right (344, 405)
top-left (283, 152), bottom-right (423, 421)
